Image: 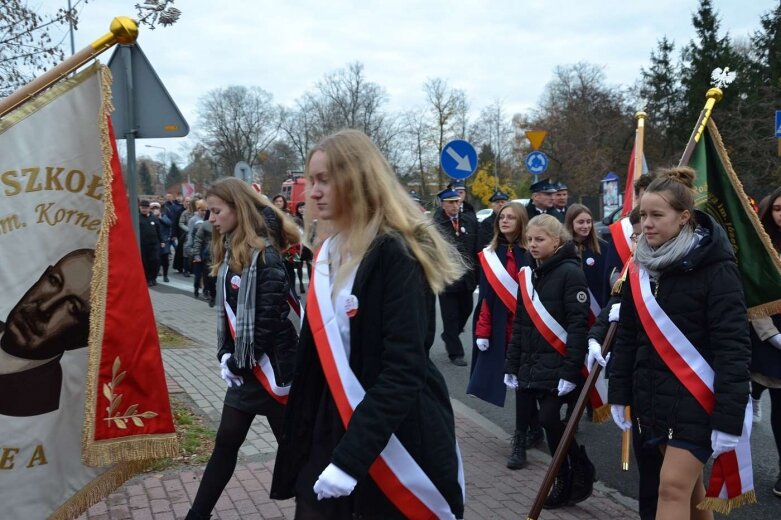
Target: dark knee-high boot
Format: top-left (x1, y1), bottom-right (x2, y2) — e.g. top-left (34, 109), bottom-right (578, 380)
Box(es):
top-left (507, 429), bottom-right (527, 470)
top-left (543, 456), bottom-right (573, 509)
top-left (568, 445), bottom-right (596, 504)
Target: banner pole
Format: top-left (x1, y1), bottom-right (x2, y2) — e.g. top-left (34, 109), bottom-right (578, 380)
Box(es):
top-left (526, 324), bottom-right (618, 519)
top-left (0, 16), bottom-right (138, 119)
top-left (678, 88), bottom-right (723, 167)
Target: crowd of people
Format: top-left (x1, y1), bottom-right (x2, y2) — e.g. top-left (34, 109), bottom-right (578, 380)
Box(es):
top-left (128, 128), bottom-right (781, 520)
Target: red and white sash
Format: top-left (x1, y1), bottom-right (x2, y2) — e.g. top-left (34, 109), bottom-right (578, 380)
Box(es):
top-left (224, 298), bottom-right (290, 405)
top-left (518, 267), bottom-right (609, 414)
top-left (628, 263), bottom-right (754, 511)
top-left (586, 288), bottom-right (601, 325)
top-left (306, 238), bottom-right (463, 519)
top-left (478, 247), bottom-right (518, 314)
top-left (609, 217), bottom-right (633, 266)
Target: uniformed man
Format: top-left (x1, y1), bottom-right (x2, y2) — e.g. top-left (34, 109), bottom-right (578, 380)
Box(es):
top-left (525, 179), bottom-right (557, 220)
top-left (139, 199), bottom-right (164, 286)
top-left (551, 181), bottom-right (569, 222)
top-left (478, 190), bottom-right (509, 249)
top-left (448, 180), bottom-right (476, 216)
top-left (435, 188), bottom-right (477, 366)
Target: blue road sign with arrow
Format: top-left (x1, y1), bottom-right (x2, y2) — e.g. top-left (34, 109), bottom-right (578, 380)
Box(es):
top-left (441, 139), bottom-right (478, 180)
top-left (525, 151), bottom-right (548, 175)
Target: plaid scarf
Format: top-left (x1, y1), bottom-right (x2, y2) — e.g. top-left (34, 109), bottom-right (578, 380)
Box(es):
top-left (216, 241), bottom-right (261, 369)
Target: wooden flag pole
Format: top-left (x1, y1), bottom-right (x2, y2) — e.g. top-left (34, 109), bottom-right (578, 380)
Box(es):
top-left (526, 323), bottom-right (619, 520)
top-left (0, 16), bottom-right (138, 119)
top-left (678, 88), bottom-right (723, 167)
top-left (634, 111), bottom-right (647, 179)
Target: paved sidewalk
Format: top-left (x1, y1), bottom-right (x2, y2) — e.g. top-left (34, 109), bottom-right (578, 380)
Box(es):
top-left (78, 283), bottom-right (638, 519)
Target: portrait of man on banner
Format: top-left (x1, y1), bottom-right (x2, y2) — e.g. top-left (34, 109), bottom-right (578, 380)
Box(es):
top-left (0, 248), bottom-right (95, 417)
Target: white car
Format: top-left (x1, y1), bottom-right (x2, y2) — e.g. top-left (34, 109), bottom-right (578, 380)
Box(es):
top-left (476, 208), bottom-right (493, 222)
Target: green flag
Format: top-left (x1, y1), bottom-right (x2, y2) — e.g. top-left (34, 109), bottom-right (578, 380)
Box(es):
top-left (688, 119), bottom-right (781, 318)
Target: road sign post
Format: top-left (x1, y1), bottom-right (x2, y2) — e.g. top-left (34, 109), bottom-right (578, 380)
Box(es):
top-left (525, 151), bottom-right (549, 175)
top-left (440, 139), bottom-right (478, 180)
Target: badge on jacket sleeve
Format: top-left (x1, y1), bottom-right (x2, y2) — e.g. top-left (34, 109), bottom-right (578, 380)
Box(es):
top-left (576, 291), bottom-right (588, 303)
top-left (344, 295), bottom-right (359, 318)
top-left (585, 257), bottom-right (595, 267)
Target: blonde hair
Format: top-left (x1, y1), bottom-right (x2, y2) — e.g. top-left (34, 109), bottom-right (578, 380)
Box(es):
top-left (527, 214), bottom-right (571, 246)
top-left (489, 202), bottom-right (528, 250)
top-left (564, 203), bottom-right (600, 254)
top-left (304, 129), bottom-right (465, 293)
top-left (206, 177), bottom-right (300, 275)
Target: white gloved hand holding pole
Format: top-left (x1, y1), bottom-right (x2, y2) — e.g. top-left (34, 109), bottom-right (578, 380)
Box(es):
top-left (313, 463), bottom-right (357, 500)
top-left (609, 303), bottom-right (621, 323)
top-left (586, 338), bottom-right (608, 372)
top-left (768, 334), bottom-right (781, 350)
top-left (476, 338), bottom-right (490, 351)
top-left (220, 353), bottom-right (244, 388)
top-left (611, 404), bottom-right (632, 431)
top-left (503, 374), bottom-right (519, 389)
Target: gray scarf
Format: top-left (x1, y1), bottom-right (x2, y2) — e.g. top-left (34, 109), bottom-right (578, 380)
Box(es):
top-left (634, 224), bottom-right (698, 279)
top-left (216, 240), bottom-right (262, 369)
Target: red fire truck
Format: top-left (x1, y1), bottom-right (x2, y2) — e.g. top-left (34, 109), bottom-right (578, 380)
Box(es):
top-left (280, 171), bottom-right (306, 212)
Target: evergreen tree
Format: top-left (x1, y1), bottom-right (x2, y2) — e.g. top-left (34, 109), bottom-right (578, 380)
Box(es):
top-left (139, 162), bottom-right (153, 195)
top-left (752, 2), bottom-right (781, 88)
top-left (679, 0), bottom-right (743, 138)
top-left (165, 162), bottom-right (183, 189)
top-left (639, 37), bottom-right (683, 161)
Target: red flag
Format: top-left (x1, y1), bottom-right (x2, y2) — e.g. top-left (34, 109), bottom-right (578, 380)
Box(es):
top-left (622, 147), bottom-right (648, 217)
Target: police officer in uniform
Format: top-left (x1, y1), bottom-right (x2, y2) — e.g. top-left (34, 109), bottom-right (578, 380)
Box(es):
top-left (435, 188), bottom-right (478, 366)
top-left (525, 179), bottom-right (557, 220)
top-left (478, 190), bottom-right (509, 249)
top-left (449, 180), bottom-right (476, 216)
top-left (551, 181), bottom-right (569, 223)
top-left (139, 199), bottom-right (164, 286)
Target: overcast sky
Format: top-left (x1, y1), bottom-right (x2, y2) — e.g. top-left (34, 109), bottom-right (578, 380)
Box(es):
top-left (40, 0), bottom-right (777, 162)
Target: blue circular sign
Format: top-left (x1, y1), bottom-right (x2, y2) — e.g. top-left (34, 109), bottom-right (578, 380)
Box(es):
top-left (440, 140), bottom-right (478, 180)
top-left (525, 151), bottom-right (548, 175)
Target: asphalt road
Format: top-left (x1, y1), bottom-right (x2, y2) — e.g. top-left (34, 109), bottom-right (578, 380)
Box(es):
top-left (427, 294), bottom-right (781, 520)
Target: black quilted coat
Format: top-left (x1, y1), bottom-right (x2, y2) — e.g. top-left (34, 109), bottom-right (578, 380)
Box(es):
top-left (505, 241), bottom-right (589, 390)
top-left (608, 211), bottom-right (751, 447)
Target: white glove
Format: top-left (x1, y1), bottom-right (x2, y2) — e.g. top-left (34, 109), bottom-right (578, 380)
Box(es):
top-left (609, 303), bottom-right (621, 323)
top-left (476, 338), bottom-right (490, 351)
top-left (586, 338), bottom-right (608, 371)
top-left (611, 404), bottom-right (632, 431)
top-left (557, 379), bottom-right (576, 396)
top-left (711, 429), bottom-right (740, 458)
top-left (313, 463), bottom-right (357, 500)
top-left (220, 353), bottom-right (243, 388)
top-left (768, 334), bottom-right (781, 350)
top-left (503, 374), bottom-right (519, 389)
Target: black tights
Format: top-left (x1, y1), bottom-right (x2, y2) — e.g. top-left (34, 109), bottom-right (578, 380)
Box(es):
top-left (190, 405), bottom-right (283, 516)
top-left (515, 388), bottom-right (541, 433)
top-left (516, 390), bottom-right (579, 466)
top-left (752, 381), bottom-right (781, 466)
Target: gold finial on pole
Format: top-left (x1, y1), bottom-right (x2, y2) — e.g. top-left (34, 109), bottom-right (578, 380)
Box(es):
top-left (0, 17), bottom-right (138, 119)
top-left (679, 85), bottom-right (726, 166)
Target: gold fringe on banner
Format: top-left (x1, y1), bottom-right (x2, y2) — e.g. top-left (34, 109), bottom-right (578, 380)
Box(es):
top-left (82, 62), bottom-right (179, 467)
top-left (706, 119), bottom-right (781, 319)
top-left (591, 404), bottom-right (611, 424)
top-left (697, 489), bottom-right (757, 514)
top-left (48, 461), bottom-right (150, 520)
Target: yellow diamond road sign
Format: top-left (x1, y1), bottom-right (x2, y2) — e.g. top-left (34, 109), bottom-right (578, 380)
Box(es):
top-left (525, 130), bottom-right (547, 151)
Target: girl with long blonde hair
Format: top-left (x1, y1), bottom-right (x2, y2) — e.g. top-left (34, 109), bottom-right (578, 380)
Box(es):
top-left (271, 129), bottom-right (466, 519)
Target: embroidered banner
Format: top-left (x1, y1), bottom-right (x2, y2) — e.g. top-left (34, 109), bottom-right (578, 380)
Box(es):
top-left (0, 64), bottom-right (177, 520)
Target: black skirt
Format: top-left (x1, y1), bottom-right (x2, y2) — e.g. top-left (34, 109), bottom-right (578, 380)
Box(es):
top-left (223, 370), bottom-right (284, 417)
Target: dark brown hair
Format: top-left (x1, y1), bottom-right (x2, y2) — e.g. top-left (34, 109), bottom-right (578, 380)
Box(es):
top-left (565, 203), bottom-right (600, 254)
top-left (759, 186), bottom-right (781, 253)
top-left (489, 202), bottom-right (528, 250)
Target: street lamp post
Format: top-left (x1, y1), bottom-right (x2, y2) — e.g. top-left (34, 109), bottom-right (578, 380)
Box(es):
top-left (145, 144), bottom-right (167, 195)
